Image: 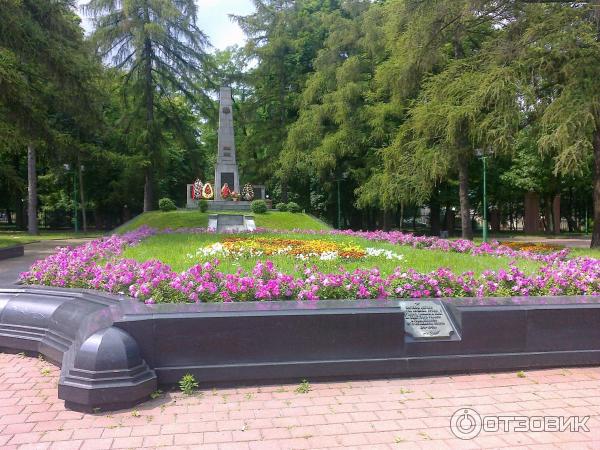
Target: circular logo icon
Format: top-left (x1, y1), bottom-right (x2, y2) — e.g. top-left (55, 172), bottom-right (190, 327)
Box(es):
top-left (450, 408), bottom-right (482, 440)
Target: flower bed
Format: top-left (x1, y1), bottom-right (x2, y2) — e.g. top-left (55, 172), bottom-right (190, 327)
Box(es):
top-left (153, 226), bottom-right (569, 262)
top-left (20, 226), bottom-right (600, 304)
top-left (188, 237), bottom-right (403, 261)
top-left (501, 241), bottom-right (564, 253)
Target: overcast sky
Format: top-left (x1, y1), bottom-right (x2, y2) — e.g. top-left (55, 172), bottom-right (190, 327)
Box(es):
top-left (77, 0), bottom-right (255, 50)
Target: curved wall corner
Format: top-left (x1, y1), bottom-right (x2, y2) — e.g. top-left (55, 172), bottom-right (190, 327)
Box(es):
top-left (0, 287), bottom-right (156, 412)
top-left (59, 327), bottom-right (157, 412)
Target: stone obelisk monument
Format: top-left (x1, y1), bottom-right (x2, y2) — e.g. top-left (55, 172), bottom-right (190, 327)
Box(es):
top-left (214, 87), bottom-right (240, 200)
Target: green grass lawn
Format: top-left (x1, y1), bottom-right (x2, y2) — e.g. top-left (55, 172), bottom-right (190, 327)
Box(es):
top-left (116, 210), bottom-right (330, 233)
top-left (0, 230), bottom-right (102, 248)
top-left (122, 232), bottom-right (542, 275)
top-left (0, 237), bottom-right (35, 248)
top-left (567, 248), bottom-right (600, 258)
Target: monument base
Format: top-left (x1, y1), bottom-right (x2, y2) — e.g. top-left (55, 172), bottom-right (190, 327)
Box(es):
top-left (185, 199), bottom-right (251, 210)
top-left (208, 200), bottom-right (252, 211)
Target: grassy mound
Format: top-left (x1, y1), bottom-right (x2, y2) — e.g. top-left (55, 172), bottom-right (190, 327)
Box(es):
top-left (116, 210), bottom-right (330, 233)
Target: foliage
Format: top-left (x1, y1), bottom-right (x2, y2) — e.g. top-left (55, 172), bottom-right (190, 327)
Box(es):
top-left (150, 389), bottom-right (163, 399)
top-left (0, 0), bottom-right (102, 234)
top-left (233, 0), bottom-right (341, 201)
top-left (85, 0), bottom-right (210, 211)
top-left (296, 379), bottom-right (311, 394)
top-left (179, 373), bottom-right (198, 395)
top-left (276, 202), bottom-right (288, 212)
top-left (158, 198), bottom-right (177, 212)
top-left (251, 200), bottom-right (268, 214)
top-left (286, 202), bottom-right (301, 213)
top-left (198, 200), bottom-right (209, 213)
top-left (2, 0), bottom-right (600, 247)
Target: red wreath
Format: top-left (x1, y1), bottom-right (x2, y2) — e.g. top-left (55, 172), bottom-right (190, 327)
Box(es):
top-left (221, 183), bottom-right (231, 199)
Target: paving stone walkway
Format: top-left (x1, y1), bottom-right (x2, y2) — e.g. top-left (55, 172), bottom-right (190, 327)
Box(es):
top-left (1, 353), bottom-right (599, 449)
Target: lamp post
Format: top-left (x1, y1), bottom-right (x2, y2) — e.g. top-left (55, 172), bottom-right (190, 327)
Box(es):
top-left (64, 164), bottom-right (79, 233)
top-left (475, 149), bottom-right (488, 243)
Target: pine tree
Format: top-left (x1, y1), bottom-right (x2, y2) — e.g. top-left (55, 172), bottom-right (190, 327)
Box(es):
top-left (0, 0), bottom-right (93, 234)
top-left (235, 0), bottom-right (340, 202)
top-left (517, 1), bottom-right (600, 246)
top-left (85, 0), bottom-right (211, 211)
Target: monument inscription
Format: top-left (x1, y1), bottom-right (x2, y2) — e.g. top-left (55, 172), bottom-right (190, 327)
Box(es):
top-left (400, 301), bottom-right (454, 339)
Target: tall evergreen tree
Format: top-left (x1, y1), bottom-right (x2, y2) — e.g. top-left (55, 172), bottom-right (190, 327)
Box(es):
top-left (85, 0), bottom-right (211, 211)
top-left (0, 0), bottom-right (93, 234)
top-left (281, 0), bottom-right (386, 226)
top-left (235, 0), bottom-right (339, 201)
top-left (516, 1), bottom-right (600, 246)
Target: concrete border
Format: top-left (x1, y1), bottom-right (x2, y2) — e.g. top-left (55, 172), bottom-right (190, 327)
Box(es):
top-left (2, 286), bottom-right (600, 411)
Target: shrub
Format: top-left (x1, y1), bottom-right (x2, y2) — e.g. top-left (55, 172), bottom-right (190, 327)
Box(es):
top-left (158, 198), bottom-right (177, 212)
top-left (179, 373), bottom-right (198, 395)
top-left (276, 202), bottom-right (288, 212)
top-left (199, 199), bottom-right (208, 212)
top-left (251, 200), bottom-right (268, 214)
top-left (287, 202), bottom-right (301, 213)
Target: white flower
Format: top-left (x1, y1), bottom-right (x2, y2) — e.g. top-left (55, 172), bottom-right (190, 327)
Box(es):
top-left (365, 247), bottom-right (404, 261)
top-left (188, 242), bottom-right (229, 259)
top-left (319, 251), bottom-right (339, 261)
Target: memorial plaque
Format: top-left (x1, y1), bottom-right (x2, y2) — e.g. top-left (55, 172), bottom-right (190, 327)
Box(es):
top-left (221, 172), bottom-right (235, 189)
top-left (400, 301), bottom-right (454, 339)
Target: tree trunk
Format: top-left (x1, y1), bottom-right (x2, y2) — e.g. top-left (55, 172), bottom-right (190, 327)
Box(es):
top-left (78, 157), bottom-right (87, 232)
top-left (591, 128), bottom-right (600, 247)
top-left (6, 208), bottom-right (12, 225)
top-left (143, 34), bottom-right (155, 212)
top-left (457, 152), bottom-right (473, 240)
top-left (282, 182), bottom-right (289, 203)
top-left (383, 209), bottom-right (392, 231)
top-left (544, 196), bottom-right (552, 234)
top-left (443, 202), bottom-right (453, 236)
top-left (15, 198), bottom-right (24, 229)
top-left (400, 203), bottom-right (404, 231)
top-left (430, 194), bottom-right (441, 237)
top-left (144, 170), bottom-right (154, 213)
top-left (27, 142), bottom-right (38, 235)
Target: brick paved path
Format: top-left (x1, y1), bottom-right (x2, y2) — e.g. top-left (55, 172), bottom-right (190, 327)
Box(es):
top-left (1, 353), bottom-right (599, 449)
